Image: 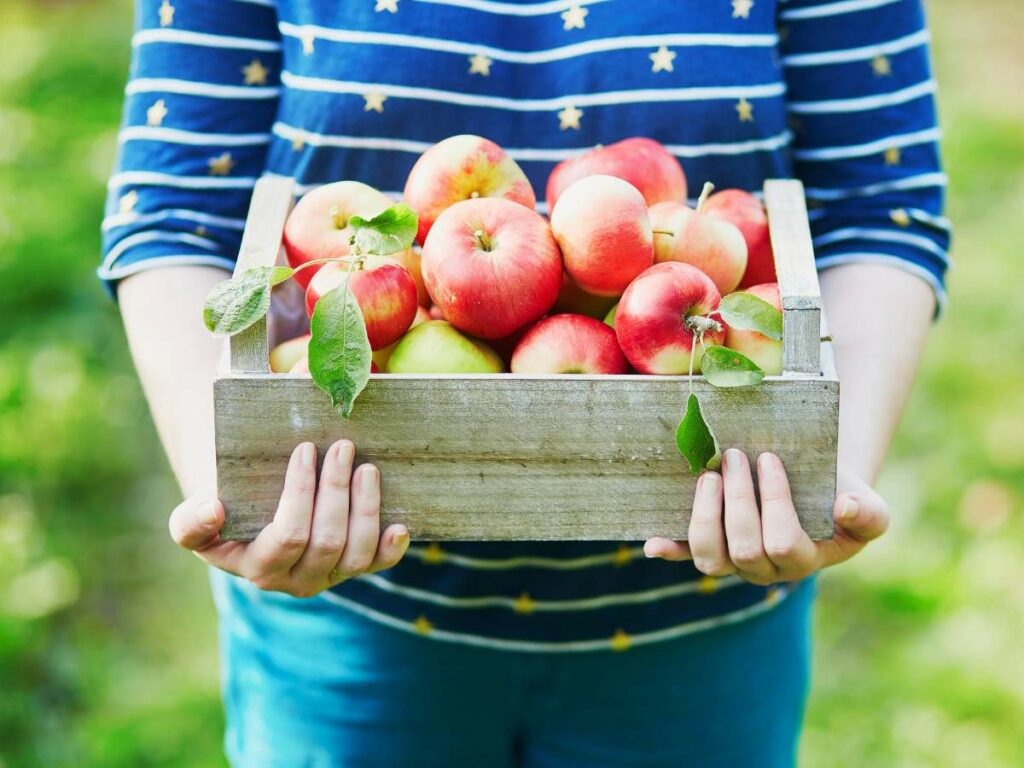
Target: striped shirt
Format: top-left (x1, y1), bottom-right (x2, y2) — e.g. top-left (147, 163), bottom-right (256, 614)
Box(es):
top-left (102, 0), bottom-right (949, 651)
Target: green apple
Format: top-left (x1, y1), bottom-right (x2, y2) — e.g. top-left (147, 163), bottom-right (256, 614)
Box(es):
top-left (604, 303), bottom-right (618, 329)
top-left (387, 320), bottom-right (503, 374)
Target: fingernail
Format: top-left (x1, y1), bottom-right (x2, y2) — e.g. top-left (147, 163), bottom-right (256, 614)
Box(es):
top-left (300, 442), bottom-right (315, 467)
top-left (838, 496), bottom-right (859, 522)
top-left (702, 472), bottom-right (720, 492)
top-left (337, 440), bottom-right (355, 466)
top-left (724, 449), bottom-right (741, 469)
top-left (394, 528), bottom-right (410, 552)
top-left (199, 500), bottom-right (219, 527)
top-left (365, 464), bottom-right (379, 481)
top-left (758, 452), bottom-right (779, 473)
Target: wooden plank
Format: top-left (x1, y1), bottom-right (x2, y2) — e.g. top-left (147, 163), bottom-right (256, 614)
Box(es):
top-left (228, 176), bottom-right (296, 374)
top-left (764, 180), bottom-right (822, 374)
top-left (216, 374), bottom-right (839, 542)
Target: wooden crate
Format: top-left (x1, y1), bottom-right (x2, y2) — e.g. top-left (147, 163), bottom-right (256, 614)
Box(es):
top-left (215, 178), bottom-right (838, 541)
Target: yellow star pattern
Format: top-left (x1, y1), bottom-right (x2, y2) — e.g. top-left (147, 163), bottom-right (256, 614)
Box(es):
top-left (468, 53), bottom-right (493, 77)
top-left (649, 45), bottom-right (676, 73)
top-left (195, 225), bottom-right (208, 237)
top-left (242, 58), bottom-right (269, 86)
top-left (890, 208), bottom-right (912, 227)
top-left (561, 5), bottom-right (588, 31)
top-left (697, 575), bottom-right (719, 594)
top-left (413, 615), bottom-right (433, 635)
top-left (871, 55), bottom-right (892, 77)
top-left (158, 0), bottom-right (175, 27)
top-left (375, 0), bottom-right (399, 12)
top-left (765, 587), bottom-right (782, 607)
top-left (421, 542), bottom-right (445, 565)
top-left (732, 0), bottom-right (754, 19)
top-left (291, 132), bottom-right (306, 151)
top-left (208, 152), bottom-right (235, 176)
top-left (610, 629), bottom-right (632, 652)
top-left (363, 93), bottom-right (387, 113)
top-left (558, 104), bottom-right (583, 131)
top-left (513, 592), bottom-right (536, 615)
top-left (118, 190), bottom-right (138, 214)
top-left (884, 146), bottom-right (902, 166)
top-left (146, 99), bottom-right (168, 127)
top-left (612, 544), bottom-right (634, 567)
top-left (736, 97), bottom-right (754, 122)
top-left (300, 29), bottom-right (316, 56)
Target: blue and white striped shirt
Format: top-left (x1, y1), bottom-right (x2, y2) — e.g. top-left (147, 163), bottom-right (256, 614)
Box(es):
top-left (102, 0), bottom-right (949, 651)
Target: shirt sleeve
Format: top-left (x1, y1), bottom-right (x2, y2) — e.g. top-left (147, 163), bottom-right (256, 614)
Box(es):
top-left (779, 0), bottom-right (951, 311)
top-left (99, 0), bottom-right (281, 295)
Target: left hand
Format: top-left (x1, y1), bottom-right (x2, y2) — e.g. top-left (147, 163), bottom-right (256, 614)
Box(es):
top-left (644, 449), bottom-right (889, 585)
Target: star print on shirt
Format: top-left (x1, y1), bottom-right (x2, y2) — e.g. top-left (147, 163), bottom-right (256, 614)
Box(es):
top-left (732, 0), bottom-right (754, 19)
top-left (158, 0), bottom-right (174, 27)
top-left (146, 99), bottom-right (168, 127)
top-left (375, 0), bottom-right (399, 13)
top-left (300, 29), bottom-right (316, 55)
top-left (890, 208), bottom-right (912, 227)
top-left (884, 146), bottom-right (902, 166)
top-left (736, 97), bottom-right (754, 122)
top-left (363, 93), bottom-right (387, 113)
top-left (558, 105), bottom-right (583, 130)
top-left (872, 55), bottom-right (892, 76)
top-left (208, 152), bottom-right (235, 175)
top-left (649, 46), bottom-right (676, 73)
top-left (291, 132), bottom-right (306, 151)
top-left (561, 5), bottom-right (588, 31)
top-left (610, 629), bottom-right (632, 652)
top-left (468, 53), bottom-right (493, 76)
top-left (241, 58), bottom-right (269, 86)
top-left (118, 190), bottom-right (138, 214)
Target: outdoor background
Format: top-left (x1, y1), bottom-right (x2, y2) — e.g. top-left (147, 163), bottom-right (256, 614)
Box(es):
top-left (1, 0), bottom-right (1022, 765)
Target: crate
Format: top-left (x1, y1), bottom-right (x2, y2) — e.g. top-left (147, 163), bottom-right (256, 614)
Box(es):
top-left (215, 177), bottom-right (838, 541)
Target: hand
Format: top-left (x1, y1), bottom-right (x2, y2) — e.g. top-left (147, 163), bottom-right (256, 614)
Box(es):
top-left (168, 440), bottom-right (410, 597)
top-left (644, 450), bottom-right (889, 585)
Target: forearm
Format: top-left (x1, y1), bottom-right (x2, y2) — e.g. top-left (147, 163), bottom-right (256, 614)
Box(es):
top-left (820, 263), bottom-right (936, 484)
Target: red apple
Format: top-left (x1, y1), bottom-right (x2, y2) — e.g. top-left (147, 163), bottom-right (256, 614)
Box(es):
top-left (511, 314), bottom-right (628, 375)
top-left (421, 197), bottom-right (562, 339)
top-left (428, 304), bottom-right (445, 321)
top-left (549, 175), bottom-right (654, 297)
top-left (305, 255), bottom-right (418, 350)
top-left (387, 320), bottom-right (504, 374)
top-left (546, 137), bottom-right (687, 212)
top-left (551, 272), bottom-right (618, 320)
top-left (283, 181), bottom-right (394, 289)
top-left (702, 189), bottom-right (776, 288)
top-left (403, 134), bottom-right (536, 244)
top-left (393, 246), bottom-right (430, 307)
top-left (615, 262), bottom-right (725, 375)
top-left (269, 334), bottom-right (310, 373)
top-left (373, 305), bottom-right (430, 372)
top-left (724, 282), bottom-right (783, 375)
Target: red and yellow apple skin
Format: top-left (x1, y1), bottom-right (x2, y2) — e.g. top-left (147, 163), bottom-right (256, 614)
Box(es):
top-left (648, 201), bottom-right (748, 295)
top-left (403, 134), bottom-right (536, 244)
top-left (392, 246), bottom-right (430, 307)
top-left (386, 320), bottom-right (504, 374)
top-left (304, 256), bottom-right (419, 350)
top-left (283, 181), bottom-right (395, 289)
top-left (269, 334), bottom-right (310, 373)
top-left (511, 314), bottom-right (629, 375)
top-left (545, 137), bottom-right (687, 212)
top-left (373, 305), bottom-right (430, 371)
top-left (551, 272), bottom-right (618, 320)
top-left (615, 262), bottom-right (725, 375)
top-left (289, 356), bottom-right (379, 374)
top-left (702, 189), bottom-right (776, 288)
top-left (724, 282), bottom-right (783, 375)
top-left (422, 197), bottom-right (562, 340)
top-left (549, 175), bottom-right (654, 298)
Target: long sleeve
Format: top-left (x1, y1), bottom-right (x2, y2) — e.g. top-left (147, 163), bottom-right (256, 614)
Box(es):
top-left (99, 0), bottom-right (281, 292)
top-left (779, 0), bottom-right (950, 310)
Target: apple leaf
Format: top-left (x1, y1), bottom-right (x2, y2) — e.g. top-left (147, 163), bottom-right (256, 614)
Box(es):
top-left (675, 393), bottom-right (721, 473)
top-left (700, 345), bottom-right (765, 387)
top-left (203, 265), bottom-right (293, 337)
top-left (717, 292), bottom-right (783, 340)
top-left (308, 284), bottom-right (372, 418)
top-left (349, 203), bottom-right (418, 256)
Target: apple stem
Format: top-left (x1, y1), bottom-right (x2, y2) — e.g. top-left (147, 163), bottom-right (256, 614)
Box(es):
top-left (652, 229), bottom-right (675, 237)
top-left (695, 182), bottom-right (715, 213)
top-left (685, 315), bottom-right (723, 336)
top-left (473, 229), bottom-right (493, 251)
top-left (328, 205), bottom-right (348, 230)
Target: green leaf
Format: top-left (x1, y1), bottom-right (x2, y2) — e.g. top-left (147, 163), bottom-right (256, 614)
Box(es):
top-left (203, 265), bottom-right (293, 337)
top-left (700, 345), bottom-right (765, 388)
top-left (675, 393), bottom-right (721, 473)
top-left (718, 292), bottom-right (783, 340)
top-left (349, 203), bottom-right (418, 256)
top-left (308, 284), bottom-right (372, 418)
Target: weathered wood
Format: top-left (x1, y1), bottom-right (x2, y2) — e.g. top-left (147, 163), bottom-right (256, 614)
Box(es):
top-left (228, 176), bottom-right (296, 374)
top-left (216, 373), bottom-right (838, 541)
top-left (764, 180), bottom-right (822, 374)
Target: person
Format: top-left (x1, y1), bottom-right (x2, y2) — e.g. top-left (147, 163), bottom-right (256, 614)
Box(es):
top-left (102, 1), bottom-right (949, 765)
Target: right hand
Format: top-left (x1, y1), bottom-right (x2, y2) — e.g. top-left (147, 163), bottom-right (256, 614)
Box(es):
top-left (169, 440), bottom-right (410, 597)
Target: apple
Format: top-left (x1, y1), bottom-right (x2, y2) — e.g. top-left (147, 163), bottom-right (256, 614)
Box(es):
top-left (305, 255), bottom-right (418, 350)
top-left (289, 355), bottom-right (379, 374)
top-left (392, 246), bottom-right (430, 307)
top-left (283, 181), bottom-right (394, 289)
top-left (546, 137), bottom-right (686, 212)
top-left (511, 314), bottom-right (628, 375)
top-left (702, 189), bottom-right (775, 288)
top-left (403, 134), bottom-right (536, 244)
top-left (387, 320), bottom-right (504, 374)
top-left (373, 305), bottom-right (430, 371)
top-left (549, 175), bottom-right (654, 297)
top-left (422, 197), bottom-right (562, 339)
top-left (648, 184), bottom-right (748, 295)
top-left (604, 303), bottom-right (618, 328)
top-left (269, 334), bottom-right (310, 373)
top-left (724, 282), bottom-right (782, 375)
top-left (615, 262), bottom-right (725, 374)
top-left (551, 272), bottom-right (618, 320)
top-left (428, 304), bottom-right (445, 321)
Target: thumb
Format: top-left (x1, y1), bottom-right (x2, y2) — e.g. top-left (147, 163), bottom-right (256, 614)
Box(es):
top-left (169, 497), bottom-right (225, 551)
top-left (832, 489), bottom-right (889, 544)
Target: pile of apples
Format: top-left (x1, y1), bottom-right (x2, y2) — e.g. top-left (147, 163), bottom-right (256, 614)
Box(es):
top-left (269, 135), bottom-right (782, 379)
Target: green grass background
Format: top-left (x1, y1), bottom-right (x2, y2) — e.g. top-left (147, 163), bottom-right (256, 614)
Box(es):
top-left (1, 1), bottom-right (1022, 765)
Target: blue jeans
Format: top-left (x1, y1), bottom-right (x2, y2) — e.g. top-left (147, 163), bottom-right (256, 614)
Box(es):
top-left (213, 572), bottom-right (814, 768)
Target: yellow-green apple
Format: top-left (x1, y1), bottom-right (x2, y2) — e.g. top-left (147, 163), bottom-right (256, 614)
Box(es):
top-left (403, 134), bottom-right (536, 244)
top-left (648, 185), bottom-right (748, 295)
top-left (615, 262), bottom-right (725, 374)
top-left (269, 334), bottom-right (310, 373)
top-left (549, 175), bottom-right (654, 297)
top-left (511, 314), bottom-right (628, 374)
top-left (551, 272), bottom-right (618, 320)
top-left (305, 255), bottom-right (418, 350)
top-left (373, 305), bottom-right (430, 371)
top-left (393, 246), bottom-right (430, 307)
top-left (545, 137), bottom-right (686, 212)
top-left (604, 303), bottom-right (618, 328)
top-left (702, 189), bottom-right (776, 288)
top-left (283, 181), bottom-right (394, 289)
top-left (290, 355), bottom-right (379, 374)
top-left (387, 320), bottom-right (504, 374)
top-left (422, 197), bottom-right (562, 339)
top-left (724, 282), bottom-right (782, 374)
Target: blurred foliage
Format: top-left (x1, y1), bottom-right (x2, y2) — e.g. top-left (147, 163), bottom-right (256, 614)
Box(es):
top-left (0, 0), bottom-right (1021, 766)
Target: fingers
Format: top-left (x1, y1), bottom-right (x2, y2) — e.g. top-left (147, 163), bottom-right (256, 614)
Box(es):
top-left (833, 488), bottom-right (890, 543)
top-left (169, 496), bottom-right (224, 551)
top-left (757, 453), bottom-right (819, 578)
top-left (644, 537), bottom-right (692, 561)
top-left (367, 523), bottom-right (411, 573)
top-left (687, 471), bottom-right (733, 576)
top-left (722, 449), bottom-right (776, 584)
top-left (333, 463), bottom-right (382, 578)
top-left (290, 440), bottom-right (354, 584)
